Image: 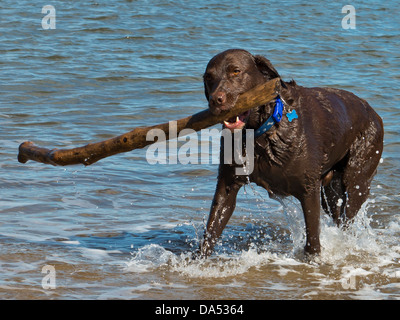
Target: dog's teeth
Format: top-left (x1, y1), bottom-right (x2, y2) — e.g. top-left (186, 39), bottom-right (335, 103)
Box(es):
top-left (236, 116), bottom-right (239, 122)
top-left (223, 121), bottom-right (230, 126)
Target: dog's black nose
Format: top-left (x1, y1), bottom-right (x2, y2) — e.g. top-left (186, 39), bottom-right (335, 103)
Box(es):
top-left (209, 91), bottom-right (228, 115)
top-left (214, 91), bottom-right (226, 105)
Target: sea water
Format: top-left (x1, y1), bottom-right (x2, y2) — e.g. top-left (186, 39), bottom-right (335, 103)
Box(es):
top-left (1, 0), bottom-right (399, 299)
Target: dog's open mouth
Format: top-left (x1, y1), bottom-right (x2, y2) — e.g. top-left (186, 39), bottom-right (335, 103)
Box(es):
top-left (223, 111), bottom-right (250, 131)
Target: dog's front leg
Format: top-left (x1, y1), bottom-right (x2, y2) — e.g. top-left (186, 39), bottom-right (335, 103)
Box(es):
top-left (299, 185), bottom-right (322, 255)
top-left (198, 166), bottom-right (244, 258)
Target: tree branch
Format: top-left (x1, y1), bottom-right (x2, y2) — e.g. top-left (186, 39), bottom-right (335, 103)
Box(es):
top-left (18, 78), bottom-right (280, 166)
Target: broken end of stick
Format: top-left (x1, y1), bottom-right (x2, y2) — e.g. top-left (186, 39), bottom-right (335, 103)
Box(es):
top-left (18, 141), bottom-right (34, 163)
top-left (18, 141), bottom-right (58, 166)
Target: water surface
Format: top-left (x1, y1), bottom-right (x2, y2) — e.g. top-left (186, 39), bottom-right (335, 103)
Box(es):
top-left (1, 0), bottom-right (399, 299)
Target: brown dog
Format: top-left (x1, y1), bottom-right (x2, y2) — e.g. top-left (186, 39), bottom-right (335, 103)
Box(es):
top-left (199, 49), bottom-right (384, 257)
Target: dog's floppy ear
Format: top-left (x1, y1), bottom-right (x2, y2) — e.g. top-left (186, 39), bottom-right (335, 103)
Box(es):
top-left (253, 55), bottom-right (280, 80)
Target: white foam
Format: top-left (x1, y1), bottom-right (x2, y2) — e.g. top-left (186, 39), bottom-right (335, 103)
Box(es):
top-left (170, 249), bottom-right (275, 278)
top-left (349, 284), bottom-right (386, 300)
top-left (61, 240), bottom-right (80, 245)
top-left (124, 244), bottom-right (175, 273)
top-left (80, 247), bottom-right (122, 260)
top-left (125, 243), bottom-right (310, 279)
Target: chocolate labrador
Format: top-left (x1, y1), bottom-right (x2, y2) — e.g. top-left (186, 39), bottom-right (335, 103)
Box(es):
top-left (199, 49), bottom-right (384, 257)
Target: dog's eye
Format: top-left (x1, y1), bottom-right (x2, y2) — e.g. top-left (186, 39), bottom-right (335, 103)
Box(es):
top-left (203, 73), bottom-right (212, 81)
top-left (232, 69), bottom-right (241, 76)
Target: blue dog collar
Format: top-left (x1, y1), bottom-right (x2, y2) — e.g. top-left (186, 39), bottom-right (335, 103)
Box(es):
top-left (254, 96), bottom-right (284, 138)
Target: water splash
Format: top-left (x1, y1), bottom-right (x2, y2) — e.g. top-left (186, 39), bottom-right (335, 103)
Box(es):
top-left (125, 193), bottom-right (400, 299)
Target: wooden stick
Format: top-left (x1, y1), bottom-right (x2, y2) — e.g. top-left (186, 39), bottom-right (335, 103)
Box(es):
top-left (18, 78), bottom-right (280, 166)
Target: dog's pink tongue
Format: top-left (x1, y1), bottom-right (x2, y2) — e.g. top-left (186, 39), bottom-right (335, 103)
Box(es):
top-left (223, 111), bottom-right (249, 130)
top-left (223, 117), bottom-right (244, 130)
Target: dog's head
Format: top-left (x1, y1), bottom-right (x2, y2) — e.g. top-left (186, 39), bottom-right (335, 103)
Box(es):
top-left (203, 49), bottom-right (280, 131)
